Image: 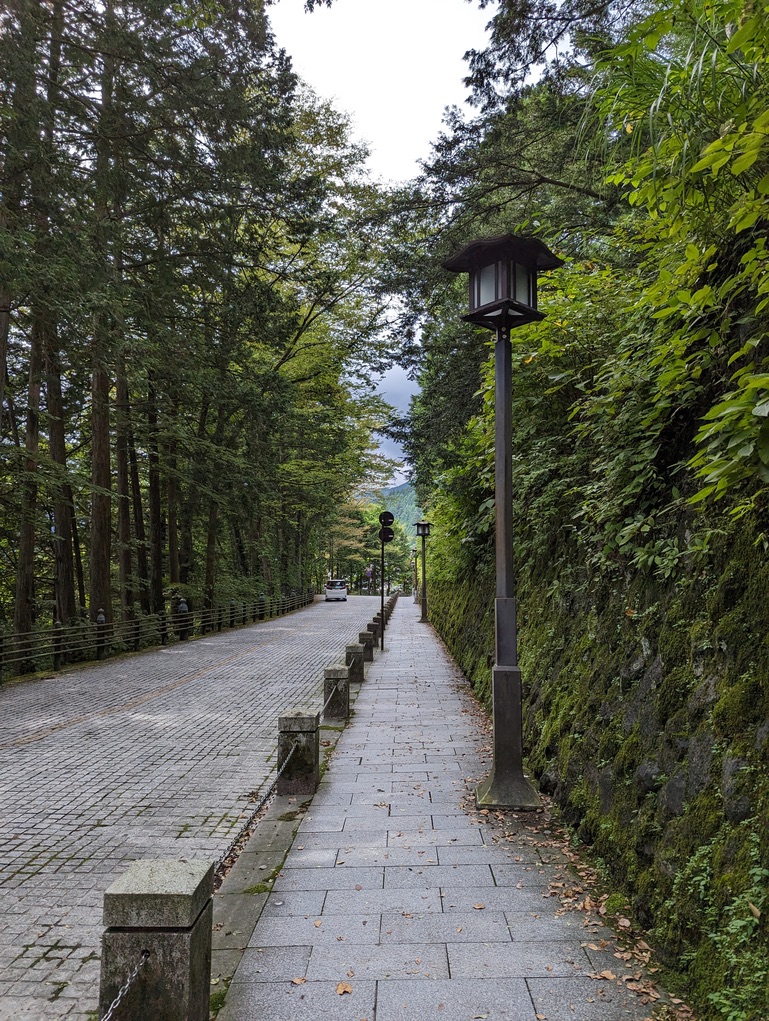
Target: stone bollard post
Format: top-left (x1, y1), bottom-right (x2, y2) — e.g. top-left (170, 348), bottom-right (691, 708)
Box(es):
top-left (99, 859), bottom-right (213, 1021)
top-left (366, 621), bottom-right (380, 648)
top-left (358, 631), bottom-right (374, 662)
top-left (278, 712), bottom-right (320, 795)
top-left (345, 643), bottom-right (364, 684)
top-left (324, 664), bottom-right (350, 720)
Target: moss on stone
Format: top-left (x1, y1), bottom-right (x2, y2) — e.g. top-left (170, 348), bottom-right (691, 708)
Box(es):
top-left (427, 509), bottom-right (769, 1020)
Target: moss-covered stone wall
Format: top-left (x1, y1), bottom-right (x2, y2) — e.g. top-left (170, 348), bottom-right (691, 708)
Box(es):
top-left (428, 523), bottom-right (769, 1021)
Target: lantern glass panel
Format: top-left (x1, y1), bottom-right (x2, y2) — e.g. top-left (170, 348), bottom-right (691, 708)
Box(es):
top-left (511, 263), bottom-right (531, 305)
top-left (478, 262), bottom-right (496, 307)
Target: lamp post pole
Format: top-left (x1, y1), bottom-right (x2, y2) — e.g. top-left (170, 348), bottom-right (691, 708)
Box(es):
top-left (412, 548), bottom-right (418, 603)
top-left (473, 322), bottom-right (540, 809)
top-left (414, 522), bottom-right (431, 622)
top-left (419, 532), bottom-right (428, 622)
top-left (442, 233), bottom-right (562, 811)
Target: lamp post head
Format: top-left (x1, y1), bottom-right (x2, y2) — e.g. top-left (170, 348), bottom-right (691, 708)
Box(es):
top-left (442, 233), bottom-right (563, 331)
top-left (415, 520), bottom-right (433, 538)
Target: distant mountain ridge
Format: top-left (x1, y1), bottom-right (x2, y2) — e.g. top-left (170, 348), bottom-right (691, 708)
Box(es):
top-left (375, 482), bottom-right (421, 538)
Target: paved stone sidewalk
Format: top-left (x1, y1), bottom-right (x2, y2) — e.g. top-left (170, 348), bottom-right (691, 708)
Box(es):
top-left (216, 598), bottom-right (664, 1021)
top-left (0, 596), bottom-right (380, 1020)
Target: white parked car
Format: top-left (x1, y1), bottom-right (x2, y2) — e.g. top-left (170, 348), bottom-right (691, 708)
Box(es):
top-left (324, 579), bottom-right (348, 601)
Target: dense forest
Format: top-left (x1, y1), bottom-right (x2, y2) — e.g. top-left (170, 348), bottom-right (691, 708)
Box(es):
top-left (3, 0), bottom-right (769, 1016)
top-left (0, 0), bottom-right (399, 638)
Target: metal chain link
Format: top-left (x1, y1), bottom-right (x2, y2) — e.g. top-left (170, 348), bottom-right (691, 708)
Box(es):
top-left (322, 680), bottom-right (343, 716)
top-left (100, 950), bottom-right (150, 1021)
top-left (274, 739), bottom-right (298, 784)
top-left (214, 741), bottom-right (299, 876)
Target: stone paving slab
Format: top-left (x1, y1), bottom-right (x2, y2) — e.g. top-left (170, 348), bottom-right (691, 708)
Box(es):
top-left (441, 886), bottom-right (552, 913)
top-left (295, 828), bottom-right (394, 849)
top-left (322, 887), bottom-right (442, 914)
top-left (271, 865), bottom-right (385, 891)
top-left (304, 940), bottom-right (451, 980)
top-left (527, 976), bottom-right (651, 1021)
top-left (375, 977), bottom-right (535, 1020)
top-left (447, 940), bottom-right (590, 978)
top-left (221, 978), bottom-right (378, 1021)
top-left (216, 598), bottom-right (670, 1021)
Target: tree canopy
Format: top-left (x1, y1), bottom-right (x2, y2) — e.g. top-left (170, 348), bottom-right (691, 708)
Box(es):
top-left (0, 0), bottom-right (395, 633)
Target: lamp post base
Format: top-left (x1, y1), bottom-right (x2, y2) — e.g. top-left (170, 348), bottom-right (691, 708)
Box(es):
top-left (475, 662), bottom-right (541, 810)
top-left (476, 769), bottom-right (540, 810)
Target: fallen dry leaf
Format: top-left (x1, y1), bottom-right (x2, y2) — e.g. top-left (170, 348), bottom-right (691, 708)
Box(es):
top-left (291, 977), bottom-right (306, 985)
top-left (336, 982), bottom-right (352, 995)
top-left (473, 903), bottom-right (486, 910)
top-left (314, 920), bottom-right (322, 928)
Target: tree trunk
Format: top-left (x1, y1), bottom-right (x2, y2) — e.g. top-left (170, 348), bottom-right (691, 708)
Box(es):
top-left (45, 340), bottom-right (78, 625)
top-left (204, 500), bottom-right (219, 611)
top-left (128, 421), bottom-right (151, 615)
top-left (167, 436), bottom-right (180, 586)
top-left (203, 407), bottom-right (226, 609)
top-left (89, 360), bottom-right (113, 621)
top-left (115, 367), bottom-right (134, 621)
top-left (180, 401), bottom-right (209, 585)
top-left (40, 0), bottom-right (76, 626)
top-left (13, 315), bottom-right (43, 640)
top-left (89, 0), bottom-right (116, 624)
top-left (0, 0), bottom-right (38, 439)
top-left (147, 375), bottom-right (164, 617)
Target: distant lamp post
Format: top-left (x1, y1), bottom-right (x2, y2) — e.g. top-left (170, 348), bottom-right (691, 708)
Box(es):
top-left (414, 521), bottom-right (432, 622)
top-left (443, 233), bottom-right (563, 810)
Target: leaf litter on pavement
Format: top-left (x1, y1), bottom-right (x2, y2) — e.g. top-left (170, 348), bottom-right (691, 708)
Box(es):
top-left (456, 746), bottom-right (697, 1021)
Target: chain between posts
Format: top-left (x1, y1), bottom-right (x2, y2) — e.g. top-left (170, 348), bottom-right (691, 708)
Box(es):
top-left (322, 680), bottom-right (344, 716)
top-left (99, 949), bottom-right (150, 1021)
top-left (214, 741), bottom-right (299, 879)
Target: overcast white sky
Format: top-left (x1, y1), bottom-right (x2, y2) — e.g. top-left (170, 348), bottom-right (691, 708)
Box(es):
top-left (268, 0), bottom-right (491, 183)
top-left (268, 0), bottom-right (492, 479)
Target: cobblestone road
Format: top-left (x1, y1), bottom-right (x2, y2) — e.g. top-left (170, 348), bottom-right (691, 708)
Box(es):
top-left (0, 596), bottom-right (380, 1020)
